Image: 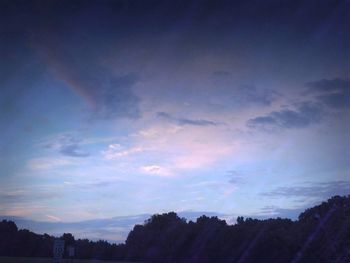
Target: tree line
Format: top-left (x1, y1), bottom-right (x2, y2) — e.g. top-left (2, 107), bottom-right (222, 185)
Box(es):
top-left (1, 195), bottom-right (350, 262)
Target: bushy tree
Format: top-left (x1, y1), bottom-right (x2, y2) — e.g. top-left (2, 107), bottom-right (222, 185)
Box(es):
top-left (2, 195), bottom-right (350, 262)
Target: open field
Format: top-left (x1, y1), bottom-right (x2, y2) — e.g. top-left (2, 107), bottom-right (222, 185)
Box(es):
top-left (0, 257), bottom-right (134, 263)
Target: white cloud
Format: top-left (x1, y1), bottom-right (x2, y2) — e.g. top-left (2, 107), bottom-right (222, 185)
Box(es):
top-left (140, 165), bottom-right (172, 176)
top-left (102, 144), bottom-right (143, 160)
top-left (46, 214), bottom-right (61, 222)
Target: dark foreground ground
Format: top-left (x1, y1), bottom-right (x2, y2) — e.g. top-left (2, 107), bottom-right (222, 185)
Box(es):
top-left (0, 257), bottom-right (134, 263)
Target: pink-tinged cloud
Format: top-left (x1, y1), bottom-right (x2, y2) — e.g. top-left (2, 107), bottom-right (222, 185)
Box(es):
top-left (129, 122), bottom-right (238, 174)
top-left (140, 165), bottom-right (172, 177)
top-left (46, 214), bottom-right (62, 222)
top-left (103, 144), bottom-right (143, 160)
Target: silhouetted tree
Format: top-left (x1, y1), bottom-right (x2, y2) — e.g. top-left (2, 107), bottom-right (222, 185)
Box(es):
top-left (2, 195), bottom-right (350, 262)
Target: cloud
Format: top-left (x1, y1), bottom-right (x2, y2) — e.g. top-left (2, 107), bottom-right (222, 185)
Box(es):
top-left (257, 206), bottom-right (304, 220)
top-left (46, 215), bottom-right (61, 222)
top-left (212, 70), bottom-right (230, 77)
top-left (227, 170), bottom-right (246, 184)
top-left (186, 180), bottom-right (224, 188)
top-left (157, 112), bottom-right (222, 126)
top-left (34, 30), bottom-right (141, 119)
top-left (63, 180), bottom-right (122, 190)
top-left (209, 75), bottom-right (280, 107)
top-left (59, 144), bottom-right (89, 158)
top-left (0, 188), bottom-right (60, 203)
top-left (27, 157), bottom-right (76, 170)
top-left (305, 78), bottom-right (350, 109)
top-left (134, 122), bottom-right (235, 172)
top-left (102, 144), bottom-right (143, 160)
top-left (248, 101), bottom-right (324, 129)
top-left (306, 78), bottom-right (350, 93)
top-left (261, 181), bottom-right (350, 200)
top-left (91, 74), bottom-right (141, 119)
top-left (0, 205), bottom-right (49, 218)
top-left (140, 165), bottom-right (172, 177)
top-left (248, 78), bottom-right (349, 130)
top-left (42, 133), bottom-right (89, 158)
top-left (185, 180), bottom-right (236, 199)
top-left (234, 85), bottom-right (280, 106)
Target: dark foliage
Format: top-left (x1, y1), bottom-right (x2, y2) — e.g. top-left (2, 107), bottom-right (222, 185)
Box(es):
top-left (1, 196), bottom-right (350, 262)
top-left (0, 220), bottom-right (125, 261)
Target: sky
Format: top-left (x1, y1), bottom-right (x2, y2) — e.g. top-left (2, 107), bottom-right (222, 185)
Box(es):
top-left (1, 0), bottom-right (349, 227)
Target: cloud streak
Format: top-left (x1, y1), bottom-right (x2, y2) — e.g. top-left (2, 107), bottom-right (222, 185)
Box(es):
top-left (34, 32), bottom-right (141, 119)
top-left (248, 78), bottom-right (350, 130)
top-left (262, 181), bottom-right (350, 200)
top-left (42, 133), bottom-right (89, 158)
top-left (227, 170), bottom-right (246, 185)
top-left (157, 112), bottom-right (222, 127)
top-left (140, 165), bottom-right (172, 177)
top-left (102, 144), bottom-right (143, 160)
top-left (258, 206), bottom-right (304, 220)
top-left (306, 78), bottom-right (350, 109)
top-left (27, 157), bottom-right (76, 170)
top-left (248, 101), bottom-right (324, 129)
top-left (0, 188), bottom-right (61, 203)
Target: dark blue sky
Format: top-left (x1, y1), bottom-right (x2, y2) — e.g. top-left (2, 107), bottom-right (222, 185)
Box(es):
top-left (0, 0), bottom-right (349, 234)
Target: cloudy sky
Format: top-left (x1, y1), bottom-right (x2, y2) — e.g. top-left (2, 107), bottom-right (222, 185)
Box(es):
top-left (1, 0), bottom-right (349, 226)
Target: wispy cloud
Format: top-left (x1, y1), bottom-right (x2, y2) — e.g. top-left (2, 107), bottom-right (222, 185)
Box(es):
top-left (27, 157), bottom-right (77, 170)
top-left (133, 122), bottom-right (235, 173)
top-left (140, 165), bottom-right (172, 177)
top-left (186, 180), bottom-right (224, 188)
top-left (212, 70), bottom-right (230, 77)
top-left (227, 170), bottom-right (246, 184)
top-left (35, 33), bottom-right (141, 119)
top-left (261, 181), bottom-right (350, 200)
top-left (157, 112), bottom-right (222, 127)
top-left (257, 206), bottom-right (304, 220)
top-left (0, 205), bottom-right (50, 218)
top-left (40, 133), bottom-right (89, 158)
top-left (248, 101), bottom-right (324, 129)
top-left (46, 214), bottom-right (61, 222)
top-left (63, 179), bottom-right (123, 190)
top-left (102, 144), bottom-right (143, 160)
top-left (185, 180), bottom-right (237, 199)
top-left (0, 189), bottom-right (60, 203)
top-left (306, 78), bottom-right (350, 109)
top-left (247, 78), bottom-right (350, 130)
top-left (209, 75), bottom-right (280, 107)
top-left (59, 144), bottom-right (89, 157)
top-left (230, 85), bottom-right (280, 107)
